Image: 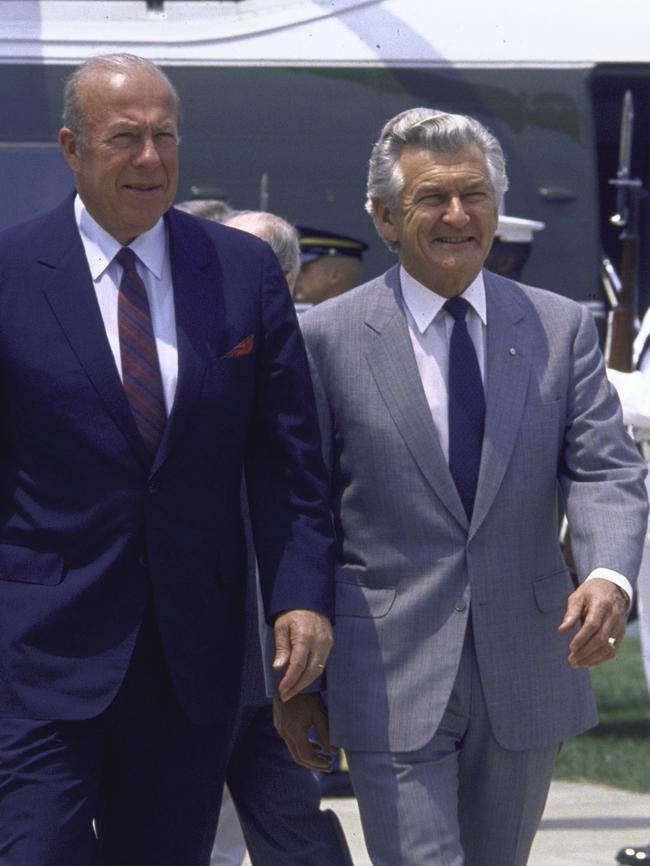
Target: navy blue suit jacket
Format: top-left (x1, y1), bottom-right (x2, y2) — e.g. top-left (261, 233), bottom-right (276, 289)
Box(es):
top-left (0, 196), bottom-right (334, 732)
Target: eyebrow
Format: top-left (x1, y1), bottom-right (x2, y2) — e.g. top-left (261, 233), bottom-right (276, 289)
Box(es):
top-left (108, 120), bottom-right (177, 134)
top-left (417, 179), bottom-right (491, 195)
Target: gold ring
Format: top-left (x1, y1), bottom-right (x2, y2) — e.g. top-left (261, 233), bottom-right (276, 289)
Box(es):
top-left (607, 636), bottom-right (617, 649)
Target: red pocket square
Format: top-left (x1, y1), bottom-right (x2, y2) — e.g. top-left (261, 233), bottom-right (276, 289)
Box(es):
top-left (226, 335), bottom-right (254, 358)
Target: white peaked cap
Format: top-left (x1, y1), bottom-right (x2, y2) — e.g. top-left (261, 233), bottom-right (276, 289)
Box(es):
top-left (495, 215), bottom-right (546, 244)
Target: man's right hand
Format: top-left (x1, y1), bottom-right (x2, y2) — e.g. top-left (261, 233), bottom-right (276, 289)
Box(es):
top-left (272, 692), bottom-right (338, 771)
top-left (272, 609), bottom-right (333, 702)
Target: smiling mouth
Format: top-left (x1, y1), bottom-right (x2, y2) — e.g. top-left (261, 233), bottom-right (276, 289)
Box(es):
top-left (124, 184), bottom-right (163, 193)
top-left (435, 237), bottom-right (473, 244)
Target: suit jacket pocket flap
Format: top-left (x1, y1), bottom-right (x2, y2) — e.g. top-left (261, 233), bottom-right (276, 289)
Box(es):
top-left (533, 569), bottom-right (571, 612)
top-left (0, 543), bottom-right (64, 586)
top-left (335, 581), bottom-right (396, 618)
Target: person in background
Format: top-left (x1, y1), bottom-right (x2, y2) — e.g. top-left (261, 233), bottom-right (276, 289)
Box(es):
top-left (175, 197), bottom-right (234, 222)
top-left (205, 208), bottom-right (353, 866)
top-left (607, 313), bottom-right (650, 866)
top-left (227, 210), bottom-right (301, 294)
top-left (275, 106), bottom-right (648, 866)
top-left (0, 53), bottom-right (335, 866)
top-left (230, 215), bottom-right (356, 800)
top-left (484, 214), bottom-right (545, 280)
top-left (293, 225), bottom-right (368, 306)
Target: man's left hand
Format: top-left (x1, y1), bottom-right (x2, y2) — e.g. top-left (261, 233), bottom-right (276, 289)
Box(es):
top-left (273, 609), bottom-right (333, 701)
top-left (558, 578), bottom-right (627, 668)
top-left (273, 692), bottom-right (337, 771)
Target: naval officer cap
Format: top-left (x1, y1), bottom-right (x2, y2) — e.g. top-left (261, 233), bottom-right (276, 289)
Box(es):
top-left (486, 215), bottom-right (545, 281)
top-left (296, 225), bottom-right (369, 264)
top-left (493, 215), bottom-right (545, 244)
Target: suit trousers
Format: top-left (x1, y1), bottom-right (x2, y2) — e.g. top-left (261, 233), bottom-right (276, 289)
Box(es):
top-left (345, 622), bottom-right (558, 866)
top-left (223, 704), bottom-right (354, 866)
top-left (0, 600), bottom-right (228, 866)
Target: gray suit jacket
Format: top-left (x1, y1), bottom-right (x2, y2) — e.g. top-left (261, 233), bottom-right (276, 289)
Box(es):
top-left (301, 266), bottom-right (648, 753)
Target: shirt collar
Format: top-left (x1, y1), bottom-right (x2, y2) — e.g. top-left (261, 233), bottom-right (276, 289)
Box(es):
top-left (74, 194), bottom-right (167, 281)
top-left (399, 265), bottom-right (487, 335)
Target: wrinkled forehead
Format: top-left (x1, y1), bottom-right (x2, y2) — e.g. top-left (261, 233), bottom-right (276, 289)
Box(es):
top-left (400, 142), bottom-right (489, 171)
top-left (80, 67), bottom-right (179, 125)
top-left (397, 144), bottom-right (494, 190)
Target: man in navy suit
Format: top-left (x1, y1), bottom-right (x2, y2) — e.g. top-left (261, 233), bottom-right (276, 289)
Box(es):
top-left (0, 54), bottom-right (334, 866)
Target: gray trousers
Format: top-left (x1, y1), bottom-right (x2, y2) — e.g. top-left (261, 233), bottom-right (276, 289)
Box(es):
top-left (346, 626), bottom-right (558, 866)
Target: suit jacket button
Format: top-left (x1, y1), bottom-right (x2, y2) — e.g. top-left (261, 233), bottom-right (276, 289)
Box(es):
top-left (138, 553), bottom-right (147, 568)
top-left (455, 599), bottom-right (467, 611)
top-left (148, 482), bottom-right (159, 494)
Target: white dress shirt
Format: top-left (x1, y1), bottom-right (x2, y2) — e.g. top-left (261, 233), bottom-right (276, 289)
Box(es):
top-left (607, 312), bottom-right (650, 432)
top-left (399, 265), bottom-right (633, 602)
top-left (74, 195), bottom-right (179, 415)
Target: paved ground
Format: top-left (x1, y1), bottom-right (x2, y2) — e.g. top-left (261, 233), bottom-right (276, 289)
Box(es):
top-left (528, 781), bottom-right (650, 866)
top-left (243, 780), bottom-right (650, 865)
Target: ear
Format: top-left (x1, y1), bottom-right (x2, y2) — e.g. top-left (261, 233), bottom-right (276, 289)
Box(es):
top-left (58, 128), bottom-right (81, 173)
top-left (372, 198), bottom-right (399, 245)
top-left (327, 260), bottom-right (344, 288)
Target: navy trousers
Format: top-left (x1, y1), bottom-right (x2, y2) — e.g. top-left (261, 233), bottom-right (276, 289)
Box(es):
top-left (0, 604), bottom-right (229, 866)
top-left (226, 704), bottom-right (353, 866)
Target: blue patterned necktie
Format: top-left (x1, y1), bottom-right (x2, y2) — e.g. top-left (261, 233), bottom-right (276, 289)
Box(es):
top-left (116, 247), bottom-right (166, 457)
top-left (444, 296), bottom-right (485, 519)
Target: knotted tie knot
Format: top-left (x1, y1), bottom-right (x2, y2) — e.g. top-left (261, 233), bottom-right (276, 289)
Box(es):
top-left (443, 295), bottom-right (470, 322)
top-left (116, 246), bottom-right (137, 273)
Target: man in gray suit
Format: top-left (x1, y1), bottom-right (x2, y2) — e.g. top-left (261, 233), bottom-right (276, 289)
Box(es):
top-left (274, 107), bottom-right (649, 866)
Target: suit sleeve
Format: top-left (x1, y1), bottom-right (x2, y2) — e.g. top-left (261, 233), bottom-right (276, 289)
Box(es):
top-left (559, 303), bottom-right (648, 583)
top-left (302, 341), bottom-right (334, 478)
top-left (244, 246), bottom-right (335, 623)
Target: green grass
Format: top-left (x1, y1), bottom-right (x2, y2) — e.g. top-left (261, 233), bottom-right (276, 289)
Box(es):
top-left (553, 635), bottom-right (650, 791)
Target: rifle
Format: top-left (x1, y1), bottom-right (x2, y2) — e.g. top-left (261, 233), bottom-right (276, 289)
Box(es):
top-left (604, 90), bottom-right (642, 372)
top-left (561, 91), bottom-right (643, 573)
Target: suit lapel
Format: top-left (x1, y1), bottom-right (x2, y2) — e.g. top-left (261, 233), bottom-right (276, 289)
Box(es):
top-left (151, 209), bottom-right (221, 474)
top-left (364, 267), bottom-right (468, 529)
top-left (470, 271), bottom-right (531, 536)
top-left (40, 200), bottom-right (221, 474)
top-left (40, 197), bottom-right (150, 467)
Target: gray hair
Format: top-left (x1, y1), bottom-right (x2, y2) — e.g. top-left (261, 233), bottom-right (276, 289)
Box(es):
top-left (175, 198), bottom-right (233, 222)
top-left (62, 53), bottom-right (180, 146)
top-left (225, 211), bottom-right (301, 293)
top-left (365, 107), bottom-right (508, 234)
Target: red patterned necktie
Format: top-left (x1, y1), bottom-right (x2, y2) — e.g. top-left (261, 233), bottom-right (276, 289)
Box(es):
top-left (116, 247), bottom-right (166, 457)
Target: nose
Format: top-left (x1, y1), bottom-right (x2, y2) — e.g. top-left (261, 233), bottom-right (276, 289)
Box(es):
top-left (442, 196), bottom-right (470, 227)
top-left (133, 135), bottom-right (162, 167)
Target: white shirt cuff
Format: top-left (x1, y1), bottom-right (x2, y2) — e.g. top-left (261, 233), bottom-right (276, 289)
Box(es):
top-left (585, 568), bottom-right (633, 609)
